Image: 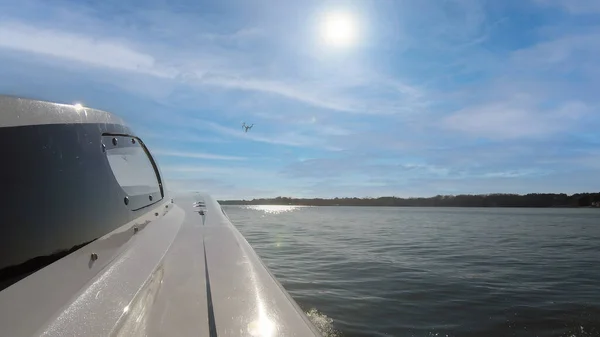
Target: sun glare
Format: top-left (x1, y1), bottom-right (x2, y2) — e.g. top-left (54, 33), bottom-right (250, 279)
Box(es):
top-left (319, 11), bottom-right (358, 48)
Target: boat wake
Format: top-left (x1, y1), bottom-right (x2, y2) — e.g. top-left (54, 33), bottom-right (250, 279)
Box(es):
top-left (305, 308), bottom-right (339, 337)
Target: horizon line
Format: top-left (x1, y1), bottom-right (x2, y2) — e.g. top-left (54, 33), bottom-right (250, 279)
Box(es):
top-left (217, 191), bottom-right (600, 201)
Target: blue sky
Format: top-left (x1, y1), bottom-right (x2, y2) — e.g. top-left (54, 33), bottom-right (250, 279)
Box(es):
top-left (1, 0), bottom-right (599, 199)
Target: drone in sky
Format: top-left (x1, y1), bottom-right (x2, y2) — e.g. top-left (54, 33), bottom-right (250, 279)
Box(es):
top-left (241, 122), bottom-right (254, 133)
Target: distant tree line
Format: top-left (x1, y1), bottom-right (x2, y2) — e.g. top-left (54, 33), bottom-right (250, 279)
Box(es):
top-left (219, 193), bottom-right (600, 208)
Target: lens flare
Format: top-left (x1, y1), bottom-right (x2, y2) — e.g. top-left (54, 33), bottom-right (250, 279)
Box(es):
top-left (319, 11), bottom-right (359, 48)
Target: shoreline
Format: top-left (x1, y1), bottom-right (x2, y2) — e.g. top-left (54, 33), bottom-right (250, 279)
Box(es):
top-left (220, 204), bottom-right (599, 208)
top-left (218, 193), bottom-right (600, 208)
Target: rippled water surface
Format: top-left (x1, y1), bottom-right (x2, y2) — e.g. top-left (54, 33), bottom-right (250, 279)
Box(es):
top-left (223, 205), bottom-right (600, 337)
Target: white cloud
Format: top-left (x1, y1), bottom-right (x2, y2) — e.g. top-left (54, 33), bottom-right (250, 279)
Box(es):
top-left (443, 97), bottom-right (588, 139)
top-left (0, 21), bottom-right (170, 77)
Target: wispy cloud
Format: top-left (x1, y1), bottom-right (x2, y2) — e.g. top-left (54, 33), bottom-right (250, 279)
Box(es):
top-left (165, 178), bottom-right (277, 199)
top-left (281, 156), bottom-right (452, 180)
top-left (162, 165), bottom-right (229, 174)
top-left (481, 169), bottom-right (551, 178)
top-left (161, 164), bottom-right (303, 199)
top-left (152, 149), bottom-right (245, 160)
top-left (195, 121), bottom-right (343, 150)
top-left (533, 0), bottom-right (600, 14)
top-left (162, 164), bottom-right (273, 177)
top-left (199, 76), bottom-right (357, 113)
top-left (510, 30), bottom-right (600, 74)
top-left (138, 128), bottom-right (230, 144)
top-left (0, 21), bottom-right (168, 77)
top-left (200, 27), bottom-right (264, 42)
top-left (443, 97), bottom-right (589, 139)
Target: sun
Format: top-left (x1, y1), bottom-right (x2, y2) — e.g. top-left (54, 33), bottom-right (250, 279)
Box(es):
top-left (319, 11), bottom-right (358, 48)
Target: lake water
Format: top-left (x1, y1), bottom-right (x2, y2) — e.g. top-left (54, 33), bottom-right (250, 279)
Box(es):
top-left (223, 205), bottom-right (600, 337)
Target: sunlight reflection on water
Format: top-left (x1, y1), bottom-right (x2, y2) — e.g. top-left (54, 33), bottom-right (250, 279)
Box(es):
top-left (243, 205), bottom-right (307, 214)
